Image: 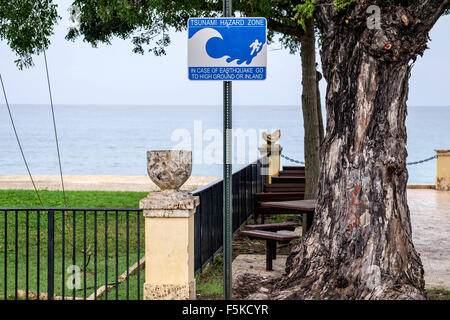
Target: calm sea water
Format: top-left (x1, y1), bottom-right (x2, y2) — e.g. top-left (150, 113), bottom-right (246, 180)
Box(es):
top-left (0, 104), bottom-right (448, 184)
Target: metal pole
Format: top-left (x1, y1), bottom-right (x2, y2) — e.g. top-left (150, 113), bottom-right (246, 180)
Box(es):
top-left (47, 210), bottom-right (54, 300)
top-left (223, 0), bottom-right (233, 300)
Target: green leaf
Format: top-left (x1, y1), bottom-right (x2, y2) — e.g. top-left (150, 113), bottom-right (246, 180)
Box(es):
top-left (293, 0), bottom-right (316, 31)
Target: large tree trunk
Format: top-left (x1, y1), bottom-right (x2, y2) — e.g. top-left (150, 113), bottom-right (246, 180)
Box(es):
top-left (254, 0), bottom-right (449, 300)
top-left (301, 18), bottom-right (321, 200)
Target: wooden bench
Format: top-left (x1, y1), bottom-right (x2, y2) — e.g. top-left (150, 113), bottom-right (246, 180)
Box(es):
top-left (271, 176), bottom-right (305, 184)
top-left (252, 165), bottom-right (306, 223)
top-left (240, 230), bottom-right (299, 270)
top-left (282, 166), bottom-right (305, 171)
top-left (244, 222), bottom-right (300, 232)
top-left (254, 192), bottom-right (304, 223)
top-left (260, 200), bottom-right (316, 235)
top-left (279, 170), bottom-right (305, 177)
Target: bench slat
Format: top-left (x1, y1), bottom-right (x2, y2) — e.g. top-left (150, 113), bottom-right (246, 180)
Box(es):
top-left (244, 222), bottom-right (299, 231)
top-left (240, 230), bottom-right (299, 241)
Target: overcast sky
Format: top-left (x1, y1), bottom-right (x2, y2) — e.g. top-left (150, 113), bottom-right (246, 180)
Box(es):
top-left (1, 0), bottom-right (449, 107)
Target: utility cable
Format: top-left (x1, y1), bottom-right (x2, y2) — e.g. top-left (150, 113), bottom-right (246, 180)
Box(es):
top-left (0, 73), bottom-right (44, 206)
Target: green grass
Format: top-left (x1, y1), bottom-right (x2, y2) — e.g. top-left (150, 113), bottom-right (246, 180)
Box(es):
top-left (0, 189), bottom-right (147, 208)
top-left (196, 254), bottom-right (223, 300)
top-left (427, 288), bottom-right (450, 300)
top-left (0, 189), bottom-right (147, 300)
top-left (2, 190), bottom-right (449, 301)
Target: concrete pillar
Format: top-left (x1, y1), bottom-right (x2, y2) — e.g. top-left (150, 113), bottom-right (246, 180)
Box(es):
top-left (259, 130), bottom-right (282, 183)
top-left (140, 191), bottom-right (199, 299)
top-left (436, 149), bottom-right (450, 191)
top-left (141, 150), bottom-right (199, 300)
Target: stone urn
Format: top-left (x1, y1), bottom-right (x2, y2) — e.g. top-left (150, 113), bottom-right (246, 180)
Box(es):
top-left (140, 150), bottom-right (199, 300)
top-left (147, 150), bottom-right (192, 191)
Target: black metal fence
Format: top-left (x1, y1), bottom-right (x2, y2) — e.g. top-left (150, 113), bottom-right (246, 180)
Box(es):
top-left (0, 208), bottom-right (143, 300)
top-left (193, 158), bottom-right (268, 274)
top-left (0, 158), bottom-right (268, 300)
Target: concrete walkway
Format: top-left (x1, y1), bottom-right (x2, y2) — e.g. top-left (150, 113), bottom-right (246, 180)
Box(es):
top-left (0, 175), bottom-right (219, 192)
top-left (408, 189), bottom-right (450, 289)
top-left (233, 189), bottom-right (450, 290)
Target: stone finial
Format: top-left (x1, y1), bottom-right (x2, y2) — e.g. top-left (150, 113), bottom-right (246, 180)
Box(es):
top-left (262, 129), bottom-right (281, 145)
top-left (259, 130), bottom-right (282, 183)
top-left (147, 150), bottom-right (192, 191)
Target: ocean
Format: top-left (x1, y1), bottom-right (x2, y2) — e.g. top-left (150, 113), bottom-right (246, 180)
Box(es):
top-left (0, 104), bottom-right (448, 184)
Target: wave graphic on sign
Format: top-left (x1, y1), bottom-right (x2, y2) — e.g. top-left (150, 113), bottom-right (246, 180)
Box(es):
top-left (188, 28), bottom-right (266, 67)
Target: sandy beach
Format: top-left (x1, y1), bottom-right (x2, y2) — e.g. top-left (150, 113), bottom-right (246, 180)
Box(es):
top-left (0, 175), bottom-right (219, 192)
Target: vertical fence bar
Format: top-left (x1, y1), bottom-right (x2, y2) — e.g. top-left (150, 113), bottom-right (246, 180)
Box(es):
top-left (26, 211), bottom-right (29, 299)
top-left (197, 195), bottom-right (203, 273)
top-left (37, 210), bottom-right (40, 300)
top-left (208, 190), bottom-right (213, 264)
top-left (200, 191), bottom-right (208, 268)
top-left (105, 211), bottom-right (108, 300)
top-left (3, 210), bottom-right (7, 300)
top-left (115, 210), bottom-right (119, 300)
top-left (72, 210), bottom-right (76, 300)
top-left (136, 212), bottom-right (140, 300)
top-left (48, 210), bottom-right (54, 300)
top-left (232, 174), bottom-right (239, 232)
top-left (61, 210), bottom-right (65, 300)
top-left (126, 211), bottom-right (129, 300)
top-left (94, 211), bottom-right (97, 300)
top-left (209, 184), bottom-right (217, 262)
top-left (83, 210), bottom-right (87, 300)
top-left (240, 171), bottom-right (245, 225)
top-left (194, 198), bottom-right (202, 274)
top-left (252, 162), bottom-right (257, 217)
top-left (246, 166), bottom-right (251, 220)
top-left (14, 210), bottom-right (18, 300)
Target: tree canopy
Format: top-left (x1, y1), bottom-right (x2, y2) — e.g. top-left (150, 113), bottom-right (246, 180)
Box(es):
top-left (1, 1), bottom-right (448, 69)
top-left (65, 1), bottom-right (304, 56)
top-left (0, 0), bottom-right (59, 69)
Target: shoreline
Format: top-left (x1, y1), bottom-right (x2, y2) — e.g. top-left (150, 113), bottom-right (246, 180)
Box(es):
top-left (0, 175), bottom-right (219, 192)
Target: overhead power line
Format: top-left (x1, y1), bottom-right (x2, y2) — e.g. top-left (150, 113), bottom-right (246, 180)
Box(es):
top-left (0, 73), bottom-right (44, 206)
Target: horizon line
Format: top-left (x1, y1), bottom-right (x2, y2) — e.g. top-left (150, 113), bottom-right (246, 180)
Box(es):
top-left (2, 103), bottom-right (450, 108)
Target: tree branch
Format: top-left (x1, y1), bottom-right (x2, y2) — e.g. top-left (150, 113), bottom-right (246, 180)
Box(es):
top-left (411, 0), bottom-right (450, 26)
top-left (267, 17), bottom-right (303, 38)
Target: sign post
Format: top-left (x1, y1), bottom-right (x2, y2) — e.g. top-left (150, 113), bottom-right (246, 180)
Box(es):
top-left (187, 2), bottom-right (267, 299)
top-left (222, 0), bottom-right (233, 301)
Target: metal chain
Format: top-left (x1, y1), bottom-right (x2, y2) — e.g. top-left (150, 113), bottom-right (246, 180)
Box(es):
top-left (406, 155), bottom-right (437, 166)
top-left (281, 153), bottom-right (437, 166)
top-left (280, 154), bottom-right (305, 165)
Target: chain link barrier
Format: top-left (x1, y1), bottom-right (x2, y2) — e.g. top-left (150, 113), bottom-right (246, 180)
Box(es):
top-left (406, 155), bottom-right (437, 166)
top-left (280, 154), bottom-right (305, 165)
top-left (281, 153), bottom-right (437, 166)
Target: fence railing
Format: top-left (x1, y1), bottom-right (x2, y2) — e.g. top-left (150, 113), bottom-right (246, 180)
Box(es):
top-left (0, 158), bottom-right (268, 300)
top-left (192, 157), bottom-right (268, 274)
top-left (0, 208), bottom-right (143, 300)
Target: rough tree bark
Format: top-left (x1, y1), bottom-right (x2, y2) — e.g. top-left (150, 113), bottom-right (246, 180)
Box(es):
top-left (301, 18), bottom-right (321, 200)
top-left (246, 0), bottom-right (449, 300)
